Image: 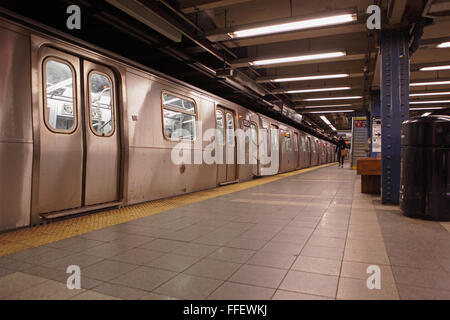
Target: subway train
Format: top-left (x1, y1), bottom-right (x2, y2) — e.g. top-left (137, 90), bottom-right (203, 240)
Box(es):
top-left (0, 14), bottom-right (337, 232)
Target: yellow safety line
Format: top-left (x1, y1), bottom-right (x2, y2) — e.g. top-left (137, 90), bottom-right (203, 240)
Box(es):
top-left (0, 163), bottom-right (336, 257)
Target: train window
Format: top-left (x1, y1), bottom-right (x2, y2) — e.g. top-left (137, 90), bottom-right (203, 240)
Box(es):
top-left (250, 124), bottom-right (258, 147)
top-left (284, 132), bottom-right (292, 151)
top-left (262, 127), bottom-right (270, 156)
top-left (89, 72), bottom-right (114, 136)
top-left (293, 132), bottom-right (299, 151)
top-left (301, 136), bottom-right (307, 152)
top-left (163, 93), bottom-right (195, 112)
top-left (250, 123), bottom-right (258, 162)
top-left (44, 59), bottom-right (76, 133)
top-left (271, 127), bottom-right (279, 152)
top-left (162, 92), bottom-right (196, 140)
top-left (216, 110), bottom-right (224, 145)
top-left (312, 141), bottom-right (316, 152)
top-left (226, 113), bottom-right (235, 146)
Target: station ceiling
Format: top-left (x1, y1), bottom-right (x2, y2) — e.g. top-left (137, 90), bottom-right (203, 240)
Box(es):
top-left (1, 0), bottom-right (450, 134)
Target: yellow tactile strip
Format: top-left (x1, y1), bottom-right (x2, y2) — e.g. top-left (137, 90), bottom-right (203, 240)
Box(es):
top-left (0, 163), bottom-right (336, 258)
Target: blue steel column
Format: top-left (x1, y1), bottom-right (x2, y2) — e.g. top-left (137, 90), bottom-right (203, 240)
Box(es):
top-left (380, 29), bottom-right (410, 204)
top-left (370, 90), bottom-right (381, 157)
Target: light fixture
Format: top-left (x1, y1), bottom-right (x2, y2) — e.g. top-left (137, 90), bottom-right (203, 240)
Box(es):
top-left (410, 100), bottom-right (450, 104)
top-left (437, 42), bottom-right (450, 48)
top-left (319, 116), bottom-right (337, 131)
top-left (410, 107), bottom-right (445, 110)
top-left (419, 65), bottom-right (450, 71)
top-left (250, 51), bottom-right (346, 66)
top-left (286, 86), bottom-right (351, 94)
top-left (307, 110), bottom-right (355, 113)
top-left (320, 115), bottom-right (331, 125)
top-left (303, 96), bottom-right (362, 101)
top-left (228, 13), bottom-right (356, 39)
top-left (272, 73), bottom-right (349, 83)
top-left (410, 91), bottom-right (450, 97)
top-left (421, 112), bottom-right (432, 116)
top-left (410, 80), bottom-right (450, 86)
top-left (301, 104), bottom-right (352, 108)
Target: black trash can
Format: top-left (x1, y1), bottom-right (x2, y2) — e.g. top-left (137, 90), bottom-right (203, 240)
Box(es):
top-left (400, 115), bottom-right (450, 220)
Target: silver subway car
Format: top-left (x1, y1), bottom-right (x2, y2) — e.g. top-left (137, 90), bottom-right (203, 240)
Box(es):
top-left (0, 16), bottom-right (336, 232)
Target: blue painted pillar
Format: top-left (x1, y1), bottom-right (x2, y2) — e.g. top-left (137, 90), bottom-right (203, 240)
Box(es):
top-left (370, 90), bottom-right (381, 158)
top-left (380, 29), bottom-right (410, 204)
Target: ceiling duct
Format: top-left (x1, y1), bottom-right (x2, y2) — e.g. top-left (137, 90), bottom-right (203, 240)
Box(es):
top-left (105, 0), bottom-right (182, 42)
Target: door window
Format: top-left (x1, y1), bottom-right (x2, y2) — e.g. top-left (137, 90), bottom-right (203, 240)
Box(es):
top-left (293, 132), bottom-right (299, 151)
top-left (89, 72), bottom-right (114, 136)
top-left (226, 113), bottom-right (235, 146)
top-left (216, 110), bottom-right (224, 145)
top-left (44, 59), bottom-right (76, 132)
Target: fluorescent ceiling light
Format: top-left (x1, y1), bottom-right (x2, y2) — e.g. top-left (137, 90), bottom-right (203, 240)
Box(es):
top-left (420, 65), bottom-right (450, 71)
top-left (410, 100), bottom-right (450, 104)
top-left (320, 116), bottom-right (338, 131)
top-left (229, 14), bottom-right (356, 39)
top-left (302, 104), bottom-right (352, 108)
top-left (410, 91), bottom-right (450, 97)
top-left (421, 112), bottom-right (431, 116)
top-left (307, 110), bottom-right (355, 113)
top-left (250, 51), bottom-right (346, 66)
top-left (286, 86), bottom-right (351, 94)
top-left (304, 96), bottom-right (362, 101)
top-left (410, 107), bottom-right (445, 110)
top-left (410, 80), bottom-right (450, 86)
top-left (320, 115), bottom-right (331, 125)
top-left (437, 42), bottom-right (450, 48)
top-left (272, 73), bottom-right (348, 83)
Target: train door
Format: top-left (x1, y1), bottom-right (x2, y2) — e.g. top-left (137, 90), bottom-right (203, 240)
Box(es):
top-left (259, 121), bottom-right (271, 176)
top-left (83, 61), bottom-right (120, 205)
top-left (305, 136), bottom-right (311, 167)
top-left (35, 47), bottom-right (120, 217)
top-left (293, 132), bottom-right (300, 169)
top-left (250, 122), bottom-right (259, 176)
top-left (215, 106), bottom-right (237, 185)
top-left (270, 124), bottom-right (280, 174)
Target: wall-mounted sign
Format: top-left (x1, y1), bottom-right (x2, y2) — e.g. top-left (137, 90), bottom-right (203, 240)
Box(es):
top-left (372, 117), bottom-right (381, 153)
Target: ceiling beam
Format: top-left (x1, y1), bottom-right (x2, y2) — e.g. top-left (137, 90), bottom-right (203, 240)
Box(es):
top-left (179, 0), bottom-right (253, 14)
top-left (387, 0), bottom-right (408, 25)
top-left (105, 0), bottom-right (182, 42)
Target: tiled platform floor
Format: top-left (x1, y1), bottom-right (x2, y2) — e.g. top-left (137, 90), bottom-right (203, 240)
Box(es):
top-left (0, 164), bottom-right (449, 300)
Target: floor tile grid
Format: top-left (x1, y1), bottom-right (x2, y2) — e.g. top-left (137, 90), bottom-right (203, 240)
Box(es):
top-left (203, 173), bottom-right (351, 300)
top-left (0, 163), bottom-right (335, 258)
top-left (268, 186), bottom-right (339, 300)
top-left (335, 177), bottom-right (400, 300)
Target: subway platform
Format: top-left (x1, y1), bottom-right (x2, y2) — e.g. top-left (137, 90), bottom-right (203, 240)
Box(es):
top-left (0, 164), bottom-right (449, 300)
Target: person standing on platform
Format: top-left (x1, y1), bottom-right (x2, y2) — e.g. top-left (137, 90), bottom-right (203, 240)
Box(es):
top-left (335, 137), bottom-right (347, 168)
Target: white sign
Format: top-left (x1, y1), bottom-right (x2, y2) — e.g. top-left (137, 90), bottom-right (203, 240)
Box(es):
top-left (372, 118), bottom-right (381, 152)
